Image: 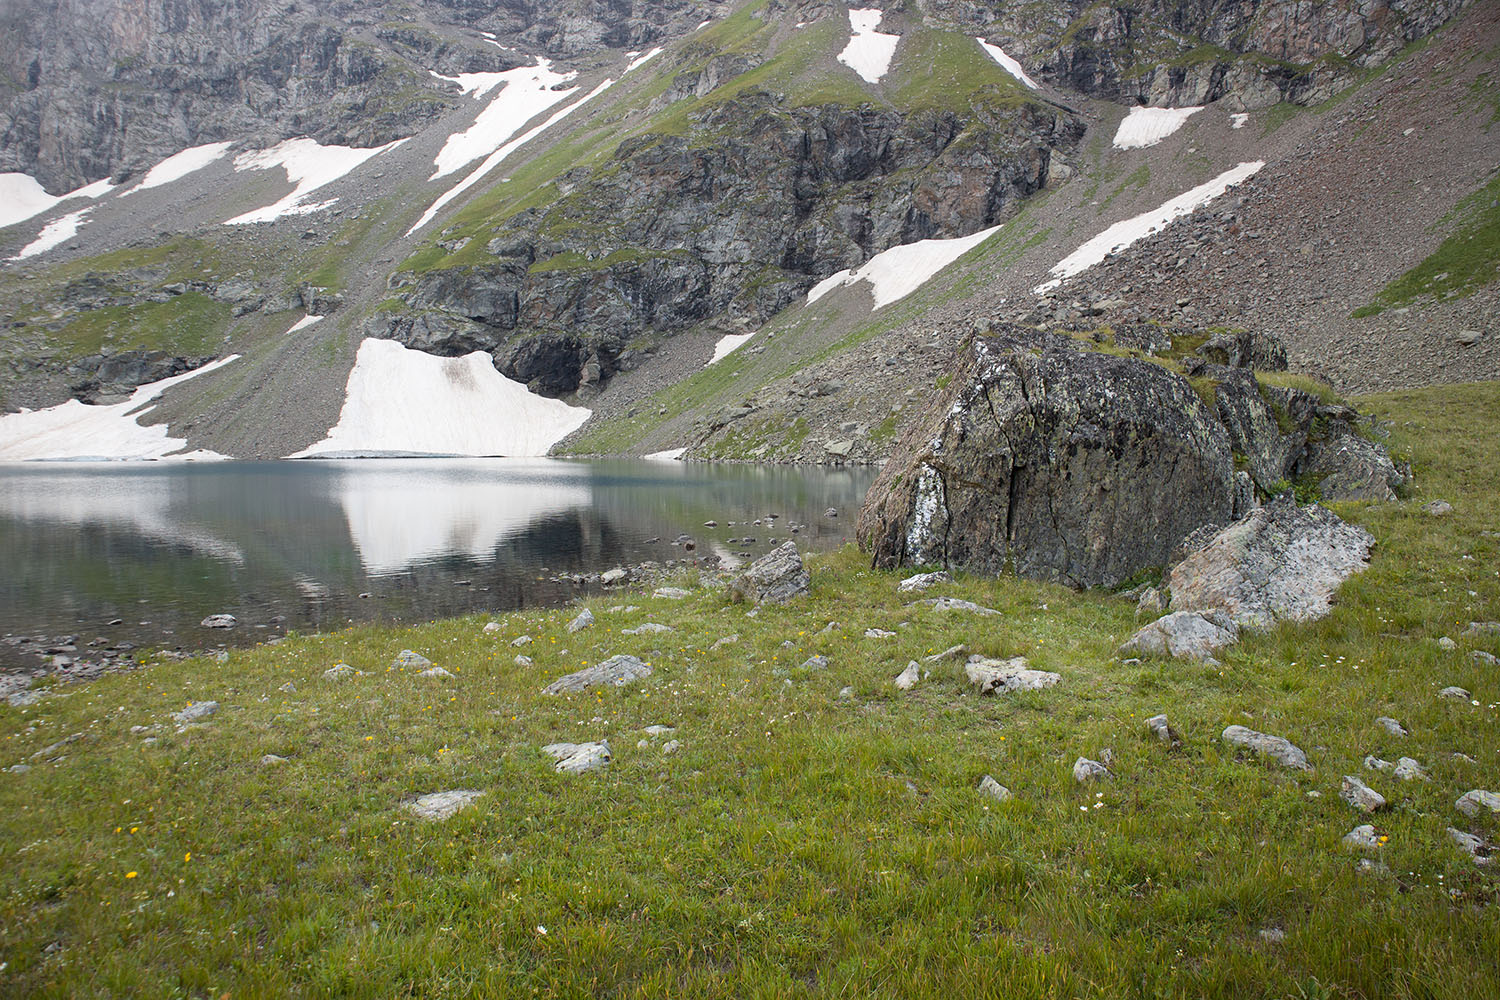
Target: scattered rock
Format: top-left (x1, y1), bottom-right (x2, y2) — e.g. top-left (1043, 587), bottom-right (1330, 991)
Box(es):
top-left (894, 661), bottom-right (921, 690)
top-left (623, 623), bottom-right (674, 635)
top-left (1437, 636), bottom-right (1457, 651)
top-left (1221, 725), bottom-right (1311, 770)
top-left (865, 628), bottom-right (896, 639)
top-left (394, 650), bottom-right (432, 669)
top-left (924, 644), bottom-right (967, 663)
top-left (1438, 686), bottom-right (1471, 701)
top-left (1168, 495), bottom-right (1374, 629)
top-left (482, 622), bottom-right (502, 634)
top-left (965, 655), bottom-right (1061, 694)
top-left (662, 739), bottom-right (681, 754)
top-left (1473, 651), bottom-right (1499, 666)
top-left (1447, 828), bottom-right (1491, 863)
top-left (511, 635), bottom-right (533, 647)
top-left (419, 666), bottom-right (454, 679)
top-left (838, 686), bottom-right (854, 699)
top-left (1375, 716), bottom-right (1408, 737)
top-left (1073, 757), bottom-right (1111, 783)
top-left (905, 597), bottom-right (1001, 616)
top-left (1118, 610), bottom-right (1239, 662)
top-left (543, 654), bottom-right (652, 695)
top-left (8, 690), bottom-right (41, 707)
top-left (654, 587), bottom-right (691, 600)
top-left (172, 701), bottom-right (219, 725)
top-left (1342, 824), bottom-right (1381, 851)
top-left (978, 775), bottom-right (1012, 802)
top-left (543, 741), bottom-right (611, 773)
top-left (1455, 789), bottom-right (1500, 817)
top-left (1258, 927), bottom-right (1286, 944)
top-left (515, 654), bottom-right (533, 666)
top-left (1145, 713), bottom-right (1182, 747)
top-left (260, 754), bottom-right (288, 766)
top-left (1455, 329), bottom-right (1483, 346)
top-left (799, 655), bottom-right (829, 670)
top-left (710, 635), bottom-right (739, 650)
top-left (567, 609), bottom-right (595, 633)
top-left (200, 614), bottom-right (237, 629)
top-left (898, 571), bottom-right (952, 593)
top-left (728, 542), bottom-right (810, 605)
top-left (1135, 587), bottom-right (1166, 619)
top-left (1463, 621), bottom-right (1500, 637)
top-left (1340, 775), bottom-right (1387, 813)
top-left (1364, 756), bottom-right (1392, 772)
top-left (1393, 757), bottom-right (1429, 782)
top-left (601, 567), bottom-right (630, 585)
top-left (324, 662), bottom-right (359, 681)
top-left (1422, 500), bottom-right (1453, 516)
top-left (643, 725), bottom-right (675, 736)
top-left (406, 790), bottom-right (483, 821)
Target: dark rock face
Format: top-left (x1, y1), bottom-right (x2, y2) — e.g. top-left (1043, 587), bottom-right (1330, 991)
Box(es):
top-left (859, 326), bottom-right (1234, 588)
top-left (857, 324), bottom-right (1401, 588)
top-left (66, 350), bottom-right (214, 401)
top-left (375, 97), bottom-right (1083, 395)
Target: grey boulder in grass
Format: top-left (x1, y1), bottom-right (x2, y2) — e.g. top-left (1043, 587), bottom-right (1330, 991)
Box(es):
top-left (543, 655), bottom-right (652, 695)
top-left (728, 541), bottom-right (810, 605)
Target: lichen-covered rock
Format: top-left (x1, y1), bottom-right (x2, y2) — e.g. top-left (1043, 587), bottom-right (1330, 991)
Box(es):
top-left (1340, 775), bottom-right (1387, 813)
top-left (1456, 790), bottom-right (1500, 817)
top-left (1300, 425), bottom-right (1405, 501)
top-left (1118, 610), bottom-right (1239, 662)
top-left (964, 655), bottom-right (1061, 694)
top-left (542, 741), bottom-right (611, 774)
top-left (859, 327), bottom-right (1236, 588)
top-left (1168, 494), bottom-right (1374, 629)
top-left (728, 541), bottom-right (810, 605)
top-left (978, 775), bottom-right (1013, 802)
top-left (543, 654), bottom-right (651, 695)
top-left (1222, 725), bottom-right (1310, 770)
top-left (406, 790), bottom-right (483, 821)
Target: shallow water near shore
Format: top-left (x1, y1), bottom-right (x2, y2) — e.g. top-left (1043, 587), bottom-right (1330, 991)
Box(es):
top-left (0, 458), bottom-right (874, 668)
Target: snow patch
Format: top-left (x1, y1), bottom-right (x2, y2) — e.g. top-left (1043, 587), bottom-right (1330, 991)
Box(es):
top-left (0, 356), bottom-right (240, 461)
top-left (708, 332), bottom-right (756, 366)
top-left (225, 137), bottom-right (407, 225)
top-left (806, 224), bottom-right (1001, 309)
top-left (0, 173), bottom-right (116, 230)
top-left (1113, 106), bottom-right (1204, 150)
top-left (286, 315), bottom-right (323, 333)
top-left (976, 38), bottom-right (1039, 89)
top-left (626, 47), bottom-right (664, 73)
top-left (1035, 160), bottom-right (1265, 292)
top-left (408, 76), bottom-right (614, 235)
top-left (643, 448), bottom-right (686, 461)
top-left (429, 59), bottom-right (578, 180)
top-left (839, 9), bottom-right (899, 84)
top-left (123, 141), bottom-right (234, 194)
top-left (430, 69), bottom-right (516, 100)
top-left (292, 339), bottom-right (591, 458)
top-left (1230, 113), bottom-right (1250, 129)
top-left (9, 207), bottom-right (92, 261)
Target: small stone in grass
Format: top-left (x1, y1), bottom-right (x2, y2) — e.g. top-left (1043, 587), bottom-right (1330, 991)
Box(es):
top-left (394, 650), bottom-right (432, 669)
top-left (894, 662), bottom-right (921, 690)
top-left (1145, 713), bottom-right (1181, 747)
top-left (924, 644), bottom-right (967, 663)
top-left (1438, 686), bottom-right (1471, 701)
top-left (420, 666), bottom-right (454, 679)
top-left (898, 571), bottom-right (951, 593)
top-left (482, 622), bottom-right (502, 634)
top-left (1473, 650), bottom-right (1499, 666)
top-left (1393, 757), bottom-right (1430, 782)
top-left (1221, 725), bottom-right (1310, 770)
top-left (1422, 500), bottom-right (1453, 516)
top-left (173, 701), bottom-right (219, 725)
top-left (1258, 928), bottom-right (1286, 944)
top-left (543, 741), bottom-right (611, 773)
top-left (654, 587), bottom-right (691, 600)
top-left (511, 635), bottom-right (532, 647)
top-left (800, 655), bottom-right (829, 670)
top-left (1374, 716), bottom-right (1408, 737)
top-left (1073, 757), bottom-right (1110, 783)
top-left (865, 628), bottom-right (896, 639)
top-left (1447, 828), bottom-right (1491, 863)
top-left (662, 740), bottom-right (681, 754)
top-left (260, 754), bottom-right (288, 766)
top-left (1342, 824), bottom-right (1381, 851)
top-left (324, 662), bottom-right (358, 681)
top-left (1437, 636), bottom-right (1457, 651)
top-left (1456, 790), bottom-right (1500, 817)
top-left (407, 790), bottom-right (483, 821)
top-left (567, 609), bottom-right (594, 633)
top-left (1340, 775), bottom-right (1387, 813)
top-left (978, 775), bottom-right (1012, 802)
top-left (515, 655), bottom-right (533, 667)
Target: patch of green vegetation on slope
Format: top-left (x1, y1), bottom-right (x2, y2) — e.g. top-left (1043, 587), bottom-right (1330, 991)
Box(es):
top-left (1353, 169), bottom-right (1500, 317)
top-left (43, 293), bottom-right (233, 360)
top-left (1, 381), bottom-right (1497, 996)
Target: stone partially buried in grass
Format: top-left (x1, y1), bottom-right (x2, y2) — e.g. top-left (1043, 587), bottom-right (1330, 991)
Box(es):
top-left (728, 541), bottom-right (810, 605)
top-left (406, 790), bottom-right (483, 821)
top-left (394, 650), bottom-right (433, 669)
top-left (1118, 611), bottom-right (1239, 663)
top-left (965, 655), bottom-right (1061, 694)
top-left (172, 701), bottom-right (219, 725)
top-left (1221, 725), bottom-right (1311, 770)
top-left (1340, 775), bottom-right (1388, 812)
top-left (1456, 789), bottom-right (1500, 817)
top-left (543, 741), bottom-right (611, 773)
top-left (543, 654), bottom-right (652, 694)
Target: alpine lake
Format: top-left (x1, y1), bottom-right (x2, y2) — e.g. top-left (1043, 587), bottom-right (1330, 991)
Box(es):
top-left (0, 459), bottom-right (875, 670)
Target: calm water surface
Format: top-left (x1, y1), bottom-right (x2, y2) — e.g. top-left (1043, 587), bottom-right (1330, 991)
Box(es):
top-left (0, 459), bottom-right (875, 667)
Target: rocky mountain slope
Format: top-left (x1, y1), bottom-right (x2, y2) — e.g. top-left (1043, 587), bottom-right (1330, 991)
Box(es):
top-left (0, 0), bottom-right (1493, 462)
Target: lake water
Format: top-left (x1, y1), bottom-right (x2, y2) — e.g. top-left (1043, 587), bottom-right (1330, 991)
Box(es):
top-left (0, 459), bottom-right (875, 669)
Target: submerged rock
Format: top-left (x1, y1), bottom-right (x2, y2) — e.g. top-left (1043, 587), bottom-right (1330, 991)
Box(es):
top-left (543, 654), bottom-right (652, 695)
top-left (200, 614), bottom-right (237, 629)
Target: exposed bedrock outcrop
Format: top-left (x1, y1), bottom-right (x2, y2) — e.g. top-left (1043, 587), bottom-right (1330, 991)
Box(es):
top-left (857, 324), bottom-right (1402, 588)
top-left (373, 97), bottom-right (1083, 395)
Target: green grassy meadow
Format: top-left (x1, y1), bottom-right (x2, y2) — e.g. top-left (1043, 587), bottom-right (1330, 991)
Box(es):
top-left (0, 381), bottom-right (1497, 997)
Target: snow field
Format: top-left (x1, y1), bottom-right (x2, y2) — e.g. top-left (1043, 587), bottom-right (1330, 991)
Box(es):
top-left (976, 38), bottom-right (1039, 89)
top-left (408, 76), bottom-right (615, 236)
top-left (1230, 113), bottom-right (1250, 129)
top-left (0, 173), bottom-right (116, 231)
top-left (1034, 160), bottom-right (1266, 292)
top-left (1113, 106), bottom-right (1204, 150)
top-left (292, 339), bottom-right (591, 458)
top-left (643, 448), bottom-right (686, 461)
top-left (225, 137), bottom-right (408, 225)
top-left (839, 9), bottom-right (899, 84)
top-left (9, 207), bottom-right (92, 261)
top-left (0, 355), bottom-right (240, 461)
top-left (286, 315), bottom-right (323, 333)
top-left (429, 59), bottom-right (578, 180)
top-left (707, 333), bottom-right (756, 366)
top-left (123, 142), bottom-right (235, 194)
top-left (626, 48), bottom-right (664, 73)
top-left (806, 224), bottom-right (1002, 310)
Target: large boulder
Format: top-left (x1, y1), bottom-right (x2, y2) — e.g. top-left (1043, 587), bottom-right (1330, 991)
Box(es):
top-left (728, 541), bottom-right (811, 605)
top-left (1168, 494), bottom-right (1374, 629)
top-left (859, 327), bottom-right (1235, 588)
top-left (859, 326), bottom-right (1400, 588)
